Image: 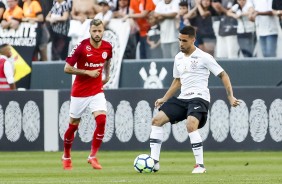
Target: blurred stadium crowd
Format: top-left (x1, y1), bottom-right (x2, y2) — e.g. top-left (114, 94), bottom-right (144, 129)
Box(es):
top-left (0, 0), bottom-right (281, 61)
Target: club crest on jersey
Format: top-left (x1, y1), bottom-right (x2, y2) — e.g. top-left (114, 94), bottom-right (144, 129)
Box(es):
top-left (102, 52), bottom-right (107, 59)
top-left (86, 45), bottom-right (91, 51)
top-left (190, 60), bottom-right (198, 69)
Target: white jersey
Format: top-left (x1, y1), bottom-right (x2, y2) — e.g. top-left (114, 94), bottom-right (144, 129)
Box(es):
top-left (154, 0), bottom-right (179, 43)
top-left (173, 48), bottom-right (224, 102)
top-left (249, 0), bottom-right (279, 36)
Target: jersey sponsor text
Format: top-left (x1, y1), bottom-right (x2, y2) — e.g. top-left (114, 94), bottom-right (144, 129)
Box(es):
top-left (84, 62), bottom-right (104, 67)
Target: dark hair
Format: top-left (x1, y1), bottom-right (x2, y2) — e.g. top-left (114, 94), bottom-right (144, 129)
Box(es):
top-left (179, 26), bottom-right (196, 37)
top-left (0, 43), bottom-right (9, 50)
top-left (115, 0), bottom-right (130, 14)
top-left (179, 1), bottom-right (188, 7)
top-left (90, 19), bottom-right (104, 27)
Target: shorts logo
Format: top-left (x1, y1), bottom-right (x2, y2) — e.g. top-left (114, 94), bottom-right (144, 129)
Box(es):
top-left (86, 45), bottom-right (91, 51)
top-left (102, 52), bottom-right (107, 59)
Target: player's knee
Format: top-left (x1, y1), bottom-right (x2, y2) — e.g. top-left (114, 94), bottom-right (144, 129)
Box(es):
top-left (152, 116), bottom-right (163, 126)
top-left (187, 115), bottom-right (200, 132)
top-left (187, 124), bottom-right (197, 133)
top-left (70, 117), bottom-right (81, 124)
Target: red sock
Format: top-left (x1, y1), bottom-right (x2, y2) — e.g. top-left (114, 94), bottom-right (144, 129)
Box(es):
top-left (64, 124), bottom-right (78, 158)
top-left (90, 114), bottom-right (106, 157)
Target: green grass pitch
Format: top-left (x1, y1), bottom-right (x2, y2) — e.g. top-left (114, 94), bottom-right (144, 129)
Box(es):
top-left (0, 151), bottom-right (281, 184)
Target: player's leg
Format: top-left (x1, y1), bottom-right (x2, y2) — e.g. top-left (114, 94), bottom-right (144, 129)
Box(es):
top-left (62, 117), bottom-right (80, 170)
top-left (88, 93), bottom-right (107, 169)
top-left (87, 111), bottom-right (106, 169)
top-left (150, 97), bottom-right (187, 172)
top-left (62, 96), bottom-right (89, 170)
top-left (90, 112), bottom-right (106, 158)
top-left (187, 115), bottom-right (206, 173)
top-left (150, 110), bottom-right (169, 172)
top-left (63, 117), bottom-right (81, 158)
top-left (186, 98), bottom-right (209, 174)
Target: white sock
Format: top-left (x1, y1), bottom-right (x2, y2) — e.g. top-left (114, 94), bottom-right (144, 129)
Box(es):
top-left (150, 126), bottom-right (163, 161)
top-left (188, 130), bottom-right (204, 165)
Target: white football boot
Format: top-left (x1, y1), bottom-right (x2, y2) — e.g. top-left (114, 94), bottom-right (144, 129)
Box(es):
top-left (192, 164), bottom-right (206, 174)
top-left (153, 160), bottom-right (160, 172)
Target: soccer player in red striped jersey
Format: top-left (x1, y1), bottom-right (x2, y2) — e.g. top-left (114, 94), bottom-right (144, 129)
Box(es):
top-left (62, 19), bottom-right (112, 170)
top-left (0, 44), bottom-right (16, 91)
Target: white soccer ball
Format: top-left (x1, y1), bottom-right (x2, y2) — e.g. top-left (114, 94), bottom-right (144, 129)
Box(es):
top-left (133, 154), bottom-right (154, 173)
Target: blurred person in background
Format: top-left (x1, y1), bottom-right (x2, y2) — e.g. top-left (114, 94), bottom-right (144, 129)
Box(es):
top-left (52, 0), bottom-right (72, 9)
top-left (113, 0), bottom-right (139, 59)
top-left (22, 0), bottom-right (50, 61)
top-left (249, 0), bottom-right (279, 57)
top-left (39, 0), bottom-right (53, 17)
top-left (272, 0), bottom-right (282, 29)
top-left (212, 0), bottom-right (239, 59)
top-left (1, 0), bottom-right (23, 29)
top-left (188, 0), bottom-right (217, 56)
top-left (46, 0), bottom-right (71, 61)
top-left (177, 1), bottom-right (190, 31)
top-left (226, 0), bottom-right (256, 57)
top-left (146, 11), bottom-right (163, 59)
top-left (178, 1), bottom-right (203, 47)
top-left (0, 44), bottom-right (16, 91)
top-left (0, 0), bottom-right (6, 23)
top-left (95, 0), bottom-right (113, 28)
top-left (71, 0), bottom-right (100, 23)
top-left (22, 0), bottom-right (43, 28)
top-left (124, 0), bottom-right (156, 59)
top-left (107, 0), bottom-right (117, 10)
top-left (112, 0), bottom-right (129, 18)
top-left (154, 0), bottom-right (179, 58)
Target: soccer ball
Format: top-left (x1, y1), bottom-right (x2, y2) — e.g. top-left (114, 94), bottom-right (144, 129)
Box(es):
top-left (133, 154), bottom-right (154, 173)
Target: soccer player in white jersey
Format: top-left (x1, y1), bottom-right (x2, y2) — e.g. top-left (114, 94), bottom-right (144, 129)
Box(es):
top-left (149, 26), bottom-right (240, 174)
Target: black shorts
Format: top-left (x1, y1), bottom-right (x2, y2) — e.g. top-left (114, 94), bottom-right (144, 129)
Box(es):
top-left (159, 97), bottom-right (209, 129)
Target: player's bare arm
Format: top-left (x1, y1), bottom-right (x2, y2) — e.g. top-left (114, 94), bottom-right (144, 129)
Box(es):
top-left (64, 63), bottom-right (101, 78)
top-left (126, 10), bottom-right (150, 19)
top-left (102, 59), bottom-right (111, 84)
top-left (218, 71), bottom-right (240, 107)
top-left (155, 78), bottom-right (181, 107)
